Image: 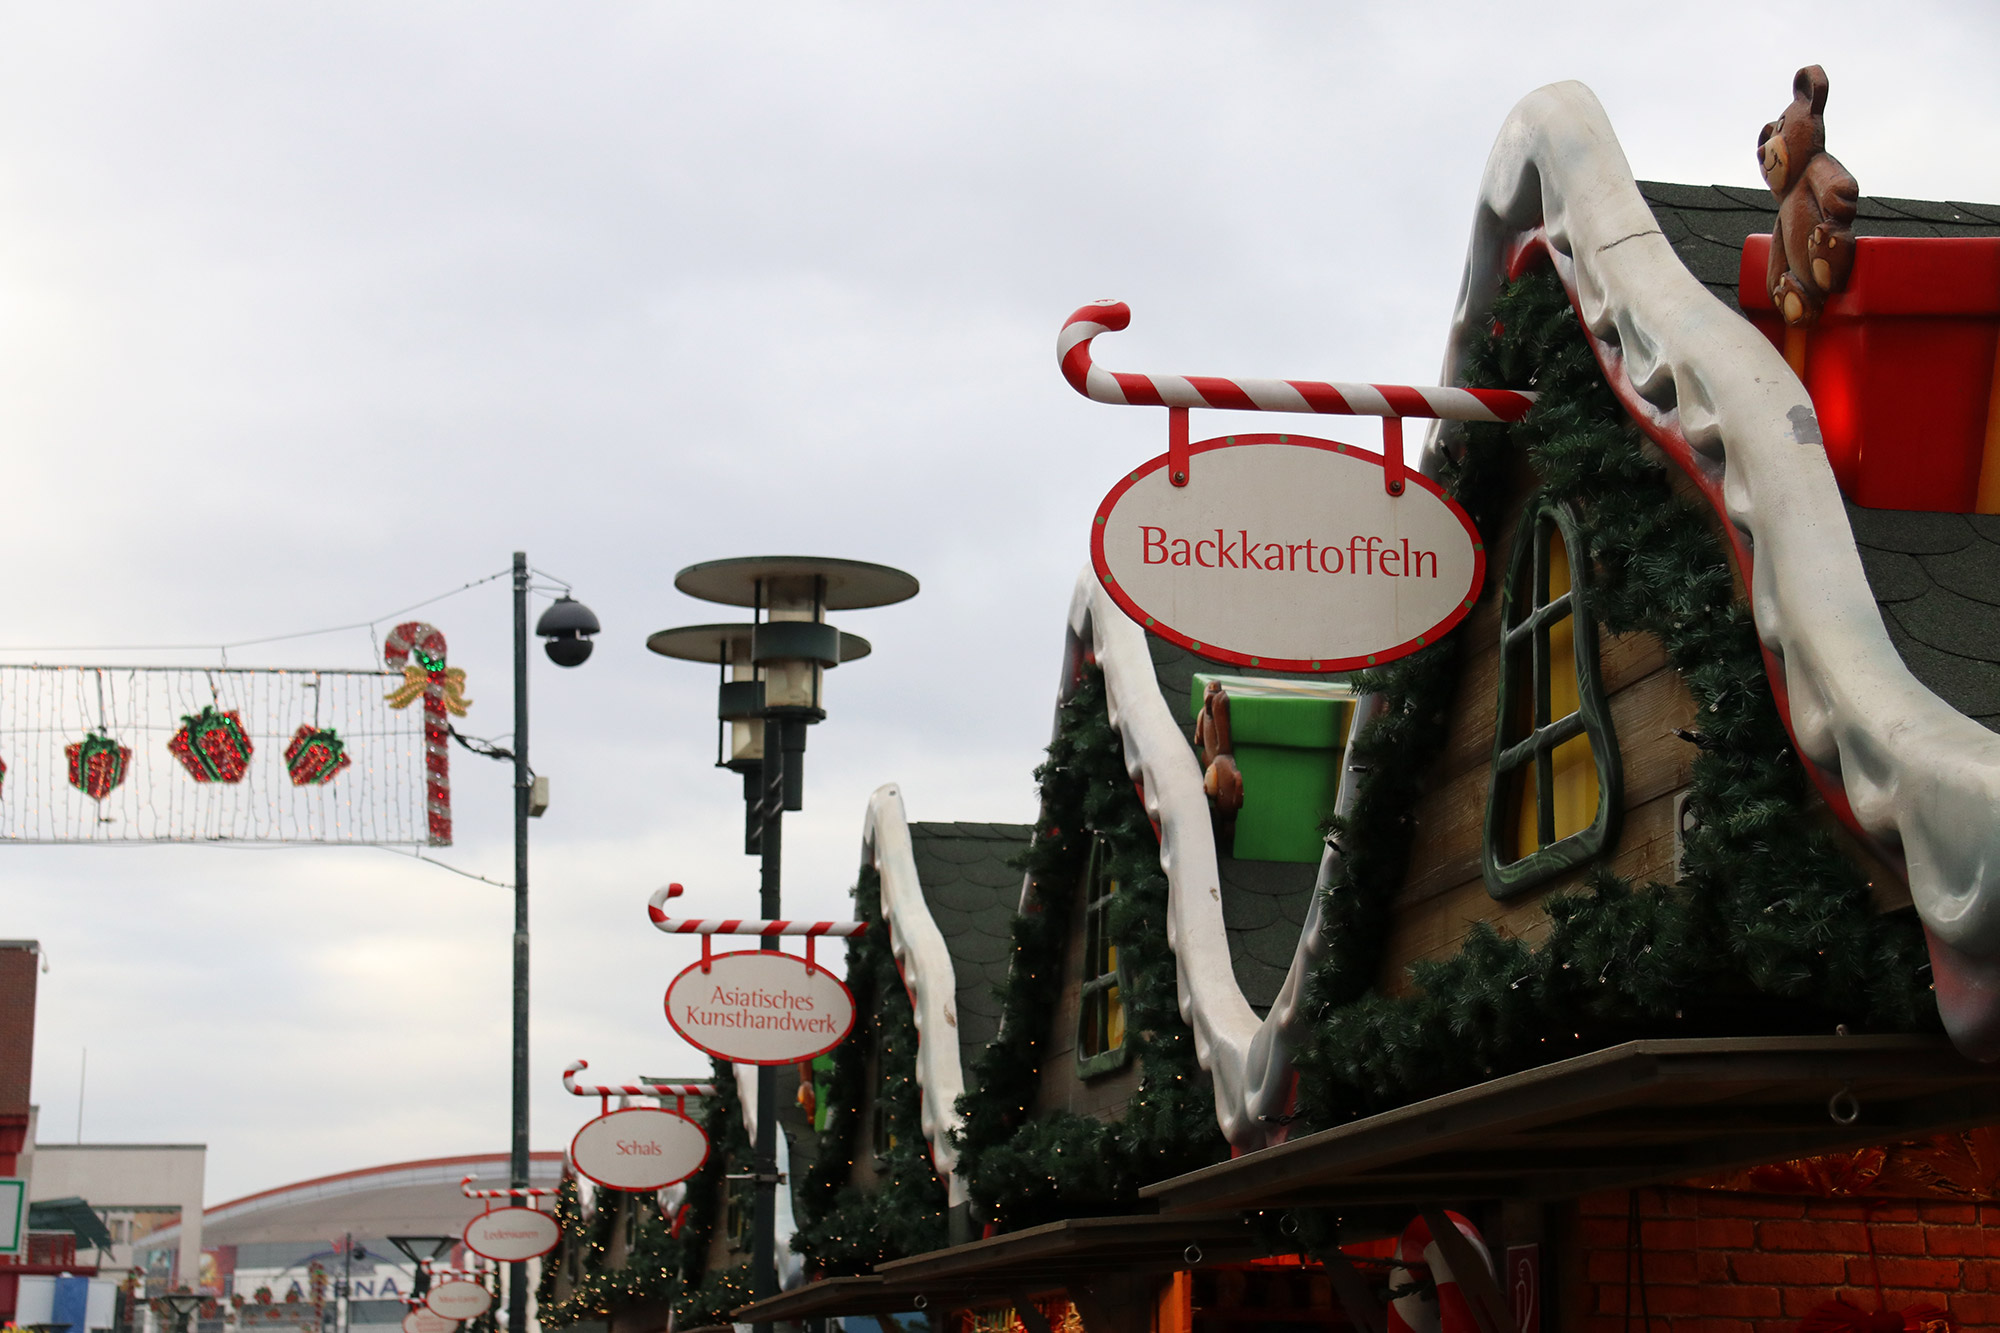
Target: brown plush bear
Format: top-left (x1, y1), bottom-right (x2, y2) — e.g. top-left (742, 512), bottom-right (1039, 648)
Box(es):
top-left (1758, 64), bottom-right (1859, 327)
top-left (1195, 681), bottom-right (1244, 832)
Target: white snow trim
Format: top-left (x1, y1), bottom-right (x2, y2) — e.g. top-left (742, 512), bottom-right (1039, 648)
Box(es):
top-left (1431, 81), bottom-right (2000, 1051)
top-left (861, 783), bottom-right (971, 1206)
top-left (730, 1063), bottom-right (804, 1290)
top-left (1064, 569), bottom-right (1355, 1150)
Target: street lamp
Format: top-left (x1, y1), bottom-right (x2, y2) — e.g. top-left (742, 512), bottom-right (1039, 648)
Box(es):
top-left (647, 556), bottom-right (917, 1327)
top-left (158, 1291), bottom-right (206, 1333)
top-left (386, 1237), bottom-right (459, 1302)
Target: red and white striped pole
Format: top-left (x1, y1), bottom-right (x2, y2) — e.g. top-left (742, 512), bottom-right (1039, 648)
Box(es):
top-left (1057, 299), bottom-right (1536, 494)
top-left (459, 1174), bottom-right (555, 1202)
top-left (646, 882), bottom-right (865, 973)
top-left (563, 1058), bottom-right (717, 1118)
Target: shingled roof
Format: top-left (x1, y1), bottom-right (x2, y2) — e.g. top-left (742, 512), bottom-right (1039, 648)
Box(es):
top-left (906, 821), bottom-right (1031, 1068)
top-left (1640, 181), bottom-right (2000, 732)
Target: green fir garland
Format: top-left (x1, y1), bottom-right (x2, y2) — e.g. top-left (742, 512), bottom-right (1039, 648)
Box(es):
top-left (535, 1057), bottom-right (751, 1329)
top-left (1291, 267), bottom-right (1936, 1127)
top-left (952, 669), bottom-right (1228, 1231)
top-left (793, 865), bottom-right (949, 1273)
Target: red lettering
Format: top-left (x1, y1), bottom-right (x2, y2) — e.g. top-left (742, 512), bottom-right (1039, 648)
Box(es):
top-left (1215, 529), bottom-right (1238, 569)
top-left (1239, 531), bottom-right (1262, 570)
top-left (1381, 546), bottom-right (1402, 577)
top-left (1411, 548), bottom-right (1437, 578)
top-left (1141, 526), bottom-right (1167, 564)
top-left (1195, 539), bottom-right (1215, 567)
top-left (1170, 538), bottom-right (1191, 566)
top-left (1321, 543), bottom-right (1342, 573)
top-left (1303, 539), bottom-right (1318, 572)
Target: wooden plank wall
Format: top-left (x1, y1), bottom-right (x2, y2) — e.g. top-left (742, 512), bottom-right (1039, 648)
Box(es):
top-left (1031, 862), bottom-right (1144, 1122)
top-left (1377, 475), bottom-right (1697, 992)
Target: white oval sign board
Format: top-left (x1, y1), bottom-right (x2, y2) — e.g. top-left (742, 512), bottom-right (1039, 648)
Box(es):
top-left (403, 1309), bottom-right (457, 1333)
top-left (425, 1281), bottom-right (493, 1321)
top-left (571, 1106), bottom-right (709, 1191)
top-left (463, 1206), bottom-right (561, 1262)
top-left (665, 949), bottom-right (857, 1065)
top-left (1092, 435), bottom-right (1485, 672)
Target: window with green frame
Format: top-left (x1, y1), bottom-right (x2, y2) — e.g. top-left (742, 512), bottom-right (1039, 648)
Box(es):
top-left (1076, 837), bottom-right (1130, 1077)
top-left (1482, 496), bottom-right (1623, 898)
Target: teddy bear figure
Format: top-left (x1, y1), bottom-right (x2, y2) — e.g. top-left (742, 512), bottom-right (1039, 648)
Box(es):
top-left (1195, 680), bottom-right (1244, 840)
top-left (1757, 64), bottom-right (1859, 327)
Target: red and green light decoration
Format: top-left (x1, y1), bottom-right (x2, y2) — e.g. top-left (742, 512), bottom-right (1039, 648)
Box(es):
top-left (284, 725), bottom-right (351, 787)
top-left (66, 731), bottom-right (132, 801)
top-left (168, 706), bottom-right (254, 783)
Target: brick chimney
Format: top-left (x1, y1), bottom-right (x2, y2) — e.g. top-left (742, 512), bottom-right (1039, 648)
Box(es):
top-left (0, 939), bottom-right (39, 1174)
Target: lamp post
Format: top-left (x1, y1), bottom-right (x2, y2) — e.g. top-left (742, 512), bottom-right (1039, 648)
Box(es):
top-left (447, 554), bottom-right (600, 1333)
top-left (647, 556), bottom-right (916, 1327)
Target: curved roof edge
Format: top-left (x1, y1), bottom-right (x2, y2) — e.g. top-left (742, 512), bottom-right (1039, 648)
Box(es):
top-left (1426, 80), bottom-right (2000, 1055)
top-left (861, 784), bottom-right (972, 1206)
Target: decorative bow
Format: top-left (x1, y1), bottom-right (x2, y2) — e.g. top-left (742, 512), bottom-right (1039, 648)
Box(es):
top-left (385, 663), bottom-right (472, 716)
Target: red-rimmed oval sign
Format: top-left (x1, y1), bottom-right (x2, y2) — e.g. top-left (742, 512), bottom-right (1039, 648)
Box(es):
top-left (1091, 434), bottom-right (1484, 671)
top-left (403, 1309), bottom-right (457, 1333)
top-left (463, 1206), bottom-right (561, 1262)
top-left (570, 1106), bottom-right (709, 1191)
top-left (425, 1280), bottom-right (493, 1321)
top-left (664, 949), bottom-right (856, 1065)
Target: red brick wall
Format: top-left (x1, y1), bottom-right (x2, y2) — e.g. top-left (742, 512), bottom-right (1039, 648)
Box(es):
top-left (1578, 1187), bottom-right (2000, 1333)
top-left (0, 941), bottom-right (36, 1114)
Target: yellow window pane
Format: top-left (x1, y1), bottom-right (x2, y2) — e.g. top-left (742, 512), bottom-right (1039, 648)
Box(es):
top-left (1549, 732), bottom-right (1599, 842)
top-left (1510, 763), bottom-right (1538, 859)
top-left (1546, 520), bottom-right (1573, 603)
top-left (1106, 987), bottom-right (1125, 1049)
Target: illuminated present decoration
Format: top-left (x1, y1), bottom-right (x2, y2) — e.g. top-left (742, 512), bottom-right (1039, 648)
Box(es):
top-left (284, 725), bottom-right (352, 787)
top-left (0, 663), bottom-right (442, 844)
top-left (66, 731), bottom-right (132, 801)
top-left (168, 706), bottom-right (254, 783)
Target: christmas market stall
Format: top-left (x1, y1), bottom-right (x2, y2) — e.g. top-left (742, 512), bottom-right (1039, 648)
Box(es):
top-left (738, 66), bottom-right (2000, 1333)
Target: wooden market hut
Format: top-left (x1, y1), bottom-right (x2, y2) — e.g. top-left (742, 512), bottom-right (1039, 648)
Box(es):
top-left (735, 68), bottom-right (2000, 1333)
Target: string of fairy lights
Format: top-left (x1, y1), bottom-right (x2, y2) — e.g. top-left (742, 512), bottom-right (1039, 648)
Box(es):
top-left (0, 665), bottom-right (428, 843)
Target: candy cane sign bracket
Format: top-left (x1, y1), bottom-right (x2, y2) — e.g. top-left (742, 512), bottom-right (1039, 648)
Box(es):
top-left (563, 1058), bottom-right (714, 1192)
top-left (1057, 299), bottom-right (1536, 495)
top-left (649, 883), bottom-right (864, 1065)
top-left (458, 1175), bottom-right (560, 1263)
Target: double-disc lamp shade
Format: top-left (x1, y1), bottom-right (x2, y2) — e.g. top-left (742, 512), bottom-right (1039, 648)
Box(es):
top-left (536, 595), bottom-right (600, 667)
top-left (647, 557), bottom-right (917, 758)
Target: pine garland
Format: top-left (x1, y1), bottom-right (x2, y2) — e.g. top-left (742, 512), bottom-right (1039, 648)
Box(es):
top-left (952, 670), bottom-right (1228, 1231)
top-left (535, 1056), bottom-right (751, 1328)
top-left (793, 865), bottom-right (949, 1273)
top-left (1291, 267), bottom-right (1936, 1127)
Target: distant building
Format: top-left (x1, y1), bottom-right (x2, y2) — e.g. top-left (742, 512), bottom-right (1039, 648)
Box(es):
top-left (135, 1152), bottom-right (564, 1329)
top-left (25, 1137), bottom-right (208, 1289)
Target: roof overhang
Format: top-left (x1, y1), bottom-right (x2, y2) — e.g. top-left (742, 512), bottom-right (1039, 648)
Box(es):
top-left (731, 1214), bottom-right (1271, 1324)
top-left (1143, 1035), bottom-right (2000, 1214)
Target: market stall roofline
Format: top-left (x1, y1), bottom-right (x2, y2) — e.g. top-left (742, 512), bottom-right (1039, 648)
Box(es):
top-left (730, 1214), bottom-right (1269, 1323)
top-left (1140, 1034), bottom-right (2000, 1214)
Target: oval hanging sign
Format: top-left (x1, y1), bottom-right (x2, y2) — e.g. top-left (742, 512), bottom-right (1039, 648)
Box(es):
top-left (425, 1280), bottom-right (493, 1321)
top-left (570, 1106), bottom-right (710, 1191)
top-left (664, 949), bottom-right (857, 1065)
top-left (463, 1206), bottom-right (561, 1263)
top-left (403, 1309), bottom-right (457, 1333)
top-left (1091, 434), bottom-right (1484, 671)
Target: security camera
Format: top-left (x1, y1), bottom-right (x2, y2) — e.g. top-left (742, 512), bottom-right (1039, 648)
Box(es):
top-left (535, 595), bottom-right (601, 667)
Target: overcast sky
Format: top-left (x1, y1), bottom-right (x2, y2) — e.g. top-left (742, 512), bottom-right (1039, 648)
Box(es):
top-left (5, 3), bottom-right (1997, 1207)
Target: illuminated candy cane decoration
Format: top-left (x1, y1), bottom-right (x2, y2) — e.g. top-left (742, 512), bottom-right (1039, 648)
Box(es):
top-left (383, 621), bottom-right (471, 846)
top-left (645, 884), bottom-right (869, 937)
top-left (1385, 1211), bottom-right (1494, 1333)
top-left (1058, 300), bottom-right (1536, 494)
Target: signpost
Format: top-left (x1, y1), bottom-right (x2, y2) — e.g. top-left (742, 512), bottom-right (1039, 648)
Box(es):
top-left (1091, 434), bottom-right (1484, 671)
top-left (462, 1209), bottom-right (560, 1265)
top-left (1057, 299), bottom-right (1534, 667)
top-left (401, 1310), bottom-right (456, 1333)
top-left (424, 1278), bottom-right (493, 1322)
top-left (570, 1107), bottom-right (709, 1190)
top-left (663, 948), bottom-right (857, 1065)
